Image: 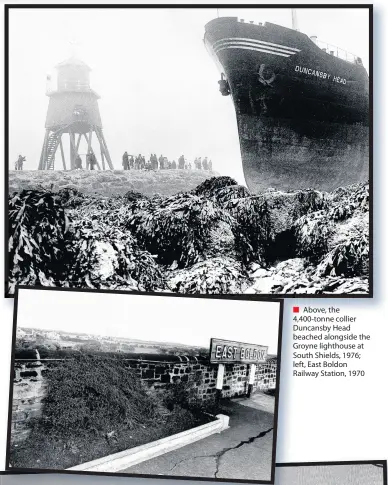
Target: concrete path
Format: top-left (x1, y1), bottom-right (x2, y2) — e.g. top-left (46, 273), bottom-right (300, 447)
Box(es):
top-left (123, 393), bottom-right (275, 481)
top-left (233, 390), bottom-right (275, 414)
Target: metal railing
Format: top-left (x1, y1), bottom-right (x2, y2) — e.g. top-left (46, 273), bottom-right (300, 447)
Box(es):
top-left (312, 38), bottom-right (362, 64)
top-left (235, 18), bottom-right (363, 65)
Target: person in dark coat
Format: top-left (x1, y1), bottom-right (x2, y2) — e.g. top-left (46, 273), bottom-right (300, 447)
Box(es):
top-left (151, 154), bottom-right (157, 170)
top-left (178, 155), bottom-right (185, 169)
top-left (88, 152), bottom-right (97, 170)
top-left (16, 154), bottom-right (25, 170)
top-left (202, 157), bottom-right (208, 171)
top-left (129, 155), bottom-right (134, 169)
top-left (159, 155), bottom-right (164, 170)
top-left (122, 151), bottom-right (129, 170)
top-left (141, 155), bottom-right (146, 170)
top-left (75, 154), bottom-right (82, 169)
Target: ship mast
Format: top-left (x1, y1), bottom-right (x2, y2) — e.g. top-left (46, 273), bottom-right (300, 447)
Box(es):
top-left (291, 9), bottom-right (299, 31)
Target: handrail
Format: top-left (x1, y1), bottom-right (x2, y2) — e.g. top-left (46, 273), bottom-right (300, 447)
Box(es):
top-left (313, 38), bottom-right (361, 64)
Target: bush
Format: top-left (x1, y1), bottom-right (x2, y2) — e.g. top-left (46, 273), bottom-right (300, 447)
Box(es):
top-left (8, 190), bottom-right (70, 293)
top-left (127, 193), bottom-right (229, 268)
top-left (167, 257), bottom-right (249, 294)
top-left (34, 355), bottom-right (161, 438)
top-left (67, 219), bottom-right (165, 291)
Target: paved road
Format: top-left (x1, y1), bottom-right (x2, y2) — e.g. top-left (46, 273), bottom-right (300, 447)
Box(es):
top-left (123, 393), bottom-right (275, 481)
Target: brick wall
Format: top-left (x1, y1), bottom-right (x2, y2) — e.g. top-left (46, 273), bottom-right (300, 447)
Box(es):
top-left (11, 356), bottom-right (277, 444)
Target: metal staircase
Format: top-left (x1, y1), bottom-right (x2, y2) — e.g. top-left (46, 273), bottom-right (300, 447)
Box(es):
top-left (45, 132), bottom-right (60, 170)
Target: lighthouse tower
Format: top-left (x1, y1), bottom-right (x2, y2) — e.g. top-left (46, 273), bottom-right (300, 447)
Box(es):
top-left (38, 56), bottom-right (113, 170)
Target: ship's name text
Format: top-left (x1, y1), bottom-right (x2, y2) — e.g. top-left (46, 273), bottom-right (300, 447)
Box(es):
top-left (295, 66), bottom-right (346, 84)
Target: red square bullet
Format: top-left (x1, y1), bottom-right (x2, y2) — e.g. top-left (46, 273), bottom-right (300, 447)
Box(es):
top-left (293, 306), bottom-right (300, 313)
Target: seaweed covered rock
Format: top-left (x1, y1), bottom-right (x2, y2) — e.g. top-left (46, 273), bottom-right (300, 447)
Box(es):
top-left (67, 219), bottom-right (165, 291)
top-left (192, 176), bottom-right (238, 198)
top-left (127, 193), bottom-right (229, 268)
top-left (292, 211), bottom-right (333, 261)
top-left (328, 182), bottom-right (369, 222)
top-left (261, 188), bottom-right (328, 237)
top-left (124, 190), bottom-right (149, 203)
top-left (211, 184), bottom-right (251, 204)
top-left (8, 190), bottom-right (70, 293)
top-left (167, 257), bottom-right (249, 294)
top-left (224, 196), bottom-right (272, 265)
top-left (316, 235), bottom-right (369, 278)
top-left (56, 187), bottom-right (87, 208)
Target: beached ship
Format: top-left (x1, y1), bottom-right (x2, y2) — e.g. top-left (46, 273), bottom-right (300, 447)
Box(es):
top-left (204, 14), bottom-right (369, 193)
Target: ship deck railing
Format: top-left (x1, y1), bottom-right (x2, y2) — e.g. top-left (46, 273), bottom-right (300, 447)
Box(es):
top-left (314, 38), bottom-right (362, 65)
top-left (235, 18), bottom-right (362, 65)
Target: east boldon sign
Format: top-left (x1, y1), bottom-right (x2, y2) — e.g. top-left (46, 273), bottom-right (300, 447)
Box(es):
top-left (210, 338), bottom-right (268, 364)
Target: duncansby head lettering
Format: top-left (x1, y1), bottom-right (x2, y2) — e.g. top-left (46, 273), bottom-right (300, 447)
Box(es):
top-left (295, 65), bottom-right (346, 84)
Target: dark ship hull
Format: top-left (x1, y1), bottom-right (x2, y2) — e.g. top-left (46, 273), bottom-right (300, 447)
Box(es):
top-left (204, 17), bottom-right (369, 193)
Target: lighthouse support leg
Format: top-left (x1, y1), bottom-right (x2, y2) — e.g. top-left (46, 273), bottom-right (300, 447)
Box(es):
top-left (69, 132), bottom-right (76, 170)
top-left (59, 137), bottom-right (67, 170)
top-left (95, 127), bottom-right (114, 170)
top-left (75, 134), bottom-right (82, 154)
top-left (100, 149), bottom-right (106, 171)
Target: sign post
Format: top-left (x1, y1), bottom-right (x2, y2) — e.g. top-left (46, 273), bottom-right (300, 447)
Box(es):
top-left (209, 338), bottom-right (268, 399)
top-left (247, 363), bottom-right (256, 397)
top-left (216, 363), bottom-right (225, 402)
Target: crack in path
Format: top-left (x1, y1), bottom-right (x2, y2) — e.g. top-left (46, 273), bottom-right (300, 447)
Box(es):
top-left (167, 427), bottom-right (274, 478)
top-left (214, 427), bottom-right (274, 478)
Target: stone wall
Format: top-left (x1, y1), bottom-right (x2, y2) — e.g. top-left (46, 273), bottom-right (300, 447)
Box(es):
top-left (12, 360), bottom-right (49, 443)
top-left (11, 356), bottom-right (277, 444)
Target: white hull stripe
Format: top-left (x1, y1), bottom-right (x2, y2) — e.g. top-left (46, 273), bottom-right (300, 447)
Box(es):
top-left (214, 40), bottom-right (299, 56)
top-left (214, 44), bottom-right (292, 58)
top-left (213, 36), bottom-right (301, 52)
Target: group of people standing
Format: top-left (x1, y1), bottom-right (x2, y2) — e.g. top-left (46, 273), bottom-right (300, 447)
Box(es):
top-left (74, 152), bottom-right (98, 170)
top-left (122, 152), bottom-right (213, 172)
top-left (13, 152), bottom-right (213, 172)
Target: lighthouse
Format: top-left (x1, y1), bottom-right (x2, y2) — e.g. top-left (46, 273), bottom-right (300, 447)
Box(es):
top-left (38, 55), bottom-right (113, 170)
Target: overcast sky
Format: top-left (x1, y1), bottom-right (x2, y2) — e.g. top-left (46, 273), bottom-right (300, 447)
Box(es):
top-left (9, 7), bottom-right (369, 182)
top-left (17, 289), bottom-right (281, 354)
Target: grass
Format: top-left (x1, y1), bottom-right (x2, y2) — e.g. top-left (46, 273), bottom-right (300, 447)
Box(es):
top-left (9, 169), bottom-right (217, 197)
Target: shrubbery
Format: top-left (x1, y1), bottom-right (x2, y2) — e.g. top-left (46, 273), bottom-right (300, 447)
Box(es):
top-left (35, 355), bottom-right (160, 438)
